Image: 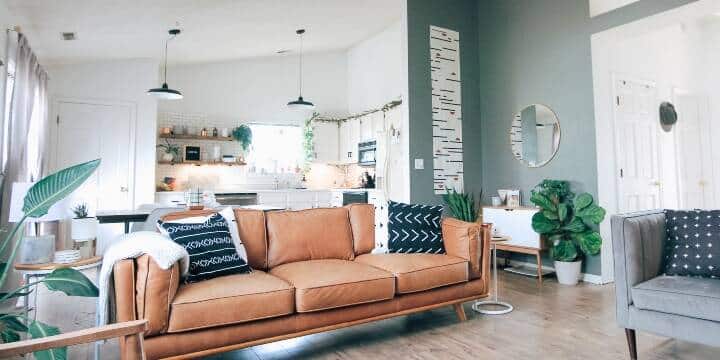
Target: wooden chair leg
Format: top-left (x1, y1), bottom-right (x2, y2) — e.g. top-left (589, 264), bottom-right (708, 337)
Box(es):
top-left (121, 332), bottom-right (146, 360)
top-left (452, 303), bottom-right (467, 321)
top-left (625, 328), bottom-right (637, 360)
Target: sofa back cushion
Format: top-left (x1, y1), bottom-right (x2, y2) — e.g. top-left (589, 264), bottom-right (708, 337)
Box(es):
top-left (664, 209), bottom-right (720, 278)
top-left (346, 204), bottom-right (375, 255)
top-left (266, 208), bottom-right (354, 268)
top-left (161, 209), bottom-right (269, 270)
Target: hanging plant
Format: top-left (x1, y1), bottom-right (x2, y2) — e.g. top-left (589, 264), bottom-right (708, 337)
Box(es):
top-left (302, 116), bottom-right (316, 172)
top-left (232, 125), bottom-right (253, 152)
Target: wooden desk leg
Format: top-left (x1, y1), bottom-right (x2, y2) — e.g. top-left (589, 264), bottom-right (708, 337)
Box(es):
top-left (536, 251), bottom-right (543, 285)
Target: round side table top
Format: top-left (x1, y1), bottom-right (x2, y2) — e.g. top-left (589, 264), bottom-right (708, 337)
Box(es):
top-left (491, 236), bottom-right (509, 243)
top-left (14, 256), bottom-right (103, 274)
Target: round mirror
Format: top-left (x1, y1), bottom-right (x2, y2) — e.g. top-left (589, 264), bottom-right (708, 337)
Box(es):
top-left (510, 104), bottom-right (561, 167)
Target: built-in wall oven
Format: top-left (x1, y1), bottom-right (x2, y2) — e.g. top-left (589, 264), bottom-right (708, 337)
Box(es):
top-left (358, 140), bottom-right (377, 166)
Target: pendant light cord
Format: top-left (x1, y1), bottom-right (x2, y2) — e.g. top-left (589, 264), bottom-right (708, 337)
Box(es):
top-left (298, 31), bottom-right (304, 98)
top-left (163, 32), bottom-right (178, 83)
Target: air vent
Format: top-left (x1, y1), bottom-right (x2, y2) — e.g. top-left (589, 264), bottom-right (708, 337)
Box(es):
top-left (61, 32), bottom-right (76, 41)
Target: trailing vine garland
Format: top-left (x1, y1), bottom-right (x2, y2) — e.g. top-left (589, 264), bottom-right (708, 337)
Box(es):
top-left (309, 99), bottom-right (402, 123)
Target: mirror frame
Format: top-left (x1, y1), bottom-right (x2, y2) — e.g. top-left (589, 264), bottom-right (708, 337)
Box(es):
top-left (509, 103), bottom-right (561, 168)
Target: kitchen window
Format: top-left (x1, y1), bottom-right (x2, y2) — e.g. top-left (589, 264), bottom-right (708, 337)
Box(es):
top-left (247, 124), bottom-right (303, 174)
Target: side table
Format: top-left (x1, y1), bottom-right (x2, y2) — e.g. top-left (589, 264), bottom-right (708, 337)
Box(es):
top-left (472, 237), bottom-right (514, 315)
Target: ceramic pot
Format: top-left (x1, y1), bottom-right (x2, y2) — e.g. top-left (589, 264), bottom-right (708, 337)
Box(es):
top-left (554, 260), bottom-right (582, 285)
top-left (162, 153), bottom-right (174, 162)
top-left (71, 217), bottom-right (97, 241)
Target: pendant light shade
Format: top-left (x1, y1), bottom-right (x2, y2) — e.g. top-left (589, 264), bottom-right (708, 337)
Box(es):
top-left (287, 29), bottom-right (314, 110)
top-left (148, 29), bottom-right (183, 100)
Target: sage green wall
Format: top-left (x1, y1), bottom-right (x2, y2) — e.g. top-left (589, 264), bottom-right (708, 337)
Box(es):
top-left (477, 0), bottom-right (698, 275)
top-left (407, 0), bottom-right (481, 205)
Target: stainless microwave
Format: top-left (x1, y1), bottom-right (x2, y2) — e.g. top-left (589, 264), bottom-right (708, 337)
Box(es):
top-left (358, 140), bottom-right (377, 166)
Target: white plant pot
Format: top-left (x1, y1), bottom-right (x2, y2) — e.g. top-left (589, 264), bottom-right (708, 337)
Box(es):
top-left (71, 217), bottom-right (97, 241)
top-left (554, 260), bottom-right (582, 286)
top-left (162, 153), bottom-right (174, 162)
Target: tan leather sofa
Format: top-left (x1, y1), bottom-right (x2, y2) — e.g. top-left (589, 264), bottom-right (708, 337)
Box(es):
top-left (113, 205), bottom-right (490, 359)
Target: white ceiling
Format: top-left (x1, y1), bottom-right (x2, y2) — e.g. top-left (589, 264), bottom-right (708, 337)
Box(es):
top-left (5, 0), bottom-right (404, 65)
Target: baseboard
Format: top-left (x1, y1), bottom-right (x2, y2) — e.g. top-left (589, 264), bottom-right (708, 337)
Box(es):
top-left (502, 258), bottom-right (608, 285)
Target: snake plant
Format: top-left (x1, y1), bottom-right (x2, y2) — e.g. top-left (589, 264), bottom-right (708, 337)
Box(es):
top-left (442, 188), bottom-right (481, 222)
top-left (0, 159), bottom-right (101, 359)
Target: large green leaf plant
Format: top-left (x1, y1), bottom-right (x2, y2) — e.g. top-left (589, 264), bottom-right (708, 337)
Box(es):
top-left (530, 179), bottom-right (606, 262)
top-left (0, 159), bottom-right (101, 359)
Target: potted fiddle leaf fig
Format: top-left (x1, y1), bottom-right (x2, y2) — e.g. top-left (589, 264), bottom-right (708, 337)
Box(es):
top-left (0, 159), bottom-right (101, 358)
top-left (530, 180), bottom-right (606, 285)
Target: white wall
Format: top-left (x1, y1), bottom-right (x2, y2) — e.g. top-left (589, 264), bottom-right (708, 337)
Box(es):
top-left (159, 51), bottom-right (348, 125)
top-left (347, 21), bottom-right (403, 113)
top-left (589, 0), bottom-right (642, 17)
top-left (46, 59), bottom-right (159, 208)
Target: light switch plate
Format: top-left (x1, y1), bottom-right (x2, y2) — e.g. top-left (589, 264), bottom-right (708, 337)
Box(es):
top-left (414, 158), bottom-right (424, 170)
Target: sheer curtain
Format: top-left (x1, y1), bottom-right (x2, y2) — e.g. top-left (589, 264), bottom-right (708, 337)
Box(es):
top-left (0, 33), bottom-right (49, 224)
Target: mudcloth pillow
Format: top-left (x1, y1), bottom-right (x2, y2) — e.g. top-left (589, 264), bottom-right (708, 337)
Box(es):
top-left (387, 201), bottom-right (444, 254)
top-left (159, 212), bottom-right (251, 282)
top-left (664, 209), bottom-right (719, 278)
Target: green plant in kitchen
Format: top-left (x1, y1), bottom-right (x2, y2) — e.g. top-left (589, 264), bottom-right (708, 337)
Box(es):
top-left (0, 159), bottom-right (101, 358)
top-left (232, 125), bottom-right (253, 152)
top-left (157, 139), bottom-right (180, 162)
top-left (71, 202), bottom-right (89, 218)
top-left (302, 115), bottom-right (316, 172)
top-left (530, 179), bottom-right (606, 262)
top-left (442, 188), bottom-right (482, 222)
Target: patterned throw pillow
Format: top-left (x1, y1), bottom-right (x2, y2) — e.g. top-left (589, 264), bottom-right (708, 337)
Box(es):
top-left (159, 213), bottom-right (252, 283)
top-left (387, 201), bottom-right (444, 254)
top-left (664, 209), bottom-right (719, 278)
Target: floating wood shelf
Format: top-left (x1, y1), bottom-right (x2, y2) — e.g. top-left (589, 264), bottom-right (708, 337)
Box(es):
top-left (159, 133), bottom-right (234, 142)
top-left (157, 160), bottom-right (246, 166)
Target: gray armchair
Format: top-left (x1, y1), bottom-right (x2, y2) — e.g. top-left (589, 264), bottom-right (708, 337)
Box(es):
top-left (612, 210), bottom-right (720, 359)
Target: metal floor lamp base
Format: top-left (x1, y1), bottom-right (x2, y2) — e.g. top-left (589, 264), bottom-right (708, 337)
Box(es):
top-left (471, 300), bottom-right (514, 315)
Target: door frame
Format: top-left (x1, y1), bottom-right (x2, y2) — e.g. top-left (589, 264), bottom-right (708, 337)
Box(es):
top-left (50, 97), bottom-right (138, 209)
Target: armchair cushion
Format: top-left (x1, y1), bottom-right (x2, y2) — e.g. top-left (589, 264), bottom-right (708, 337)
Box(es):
top-left (632, 275), bottom-right (720, 322)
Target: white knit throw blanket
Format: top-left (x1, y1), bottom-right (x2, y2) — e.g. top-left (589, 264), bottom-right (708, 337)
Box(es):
top-left (97, 231), bottom-right (189, 326)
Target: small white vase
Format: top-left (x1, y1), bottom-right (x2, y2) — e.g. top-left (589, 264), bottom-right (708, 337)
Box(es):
top-left (554, 260), bottom-right (582, 286)
top-left (162, 153), bottom-right (174, 162)
top-left (71, 217), bottom-right (97, 241)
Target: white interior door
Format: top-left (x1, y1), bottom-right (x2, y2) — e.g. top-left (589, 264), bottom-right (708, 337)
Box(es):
top-left (55, 101), bottom-right (134, 212)
top-left (613, 78), bottom-right (662, 212)
top-left (675, 93), bottom-right (714, 209)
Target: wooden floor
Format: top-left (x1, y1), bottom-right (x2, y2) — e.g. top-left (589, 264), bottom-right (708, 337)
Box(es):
top-left (205, 271), bottom-right (720, 360)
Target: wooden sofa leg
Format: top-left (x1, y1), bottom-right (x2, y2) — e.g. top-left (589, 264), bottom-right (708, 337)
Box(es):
top-left (120, 332), bottom-right (146, 360)
top-left (625, 328), bottom-right (637, 360)
top-left (452, 303), bottom-right (467, 321)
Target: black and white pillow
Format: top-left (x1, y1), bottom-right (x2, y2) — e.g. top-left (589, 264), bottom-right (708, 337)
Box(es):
top-left (159, 213), bottom-right (251, 283)
top-left (664, 209), bottom-right (719, 278)
top-left (387, 201), bottom-right (444, 254)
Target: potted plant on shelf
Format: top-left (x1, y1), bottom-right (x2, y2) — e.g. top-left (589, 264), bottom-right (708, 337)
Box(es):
top-left (157, 139), bottom-right (180, 162)
top-left (529, 180), bottom-right (606, 285)
top-left (442, 188), bottom-right (482, 222)
top-left (232, 125), bottom-right (252, 161)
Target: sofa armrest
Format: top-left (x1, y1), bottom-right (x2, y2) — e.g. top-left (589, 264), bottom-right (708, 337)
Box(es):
top-left (113, 255), bottom-right (181, 337)
top-left (610, 210), bottom-right (666, 327)
top-left (442, 218), bottom-right (490, 281)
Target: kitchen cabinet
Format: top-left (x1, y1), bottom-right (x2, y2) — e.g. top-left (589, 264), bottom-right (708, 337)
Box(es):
top-left (338, 119), bottom-right (360, 164)
top-left (311, 122), bottom-right (338, 163)
top-left (368, 190), bottom-right (388, 251)
top-left (359, 117), bottom-right (373, 142)
top-left (257, 191), bottom-right (334, 210)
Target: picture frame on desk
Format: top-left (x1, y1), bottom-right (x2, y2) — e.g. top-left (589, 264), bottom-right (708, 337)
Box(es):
top-left (506, 189), bottom-right (521, 207)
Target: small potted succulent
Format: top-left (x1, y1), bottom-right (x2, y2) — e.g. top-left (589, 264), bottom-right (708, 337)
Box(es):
top-left (530, 180), bottom-right (606, 285)
top-left (71, 203), bottom-right (97, 258)
top-left (157, 139), bottom-right (180, 162)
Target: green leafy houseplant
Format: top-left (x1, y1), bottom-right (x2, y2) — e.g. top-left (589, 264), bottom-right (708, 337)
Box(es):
top-left (71, 202), bottom-right (89, 219)
top-left (530, 180), bottom-right (606, 262)
top-left (0, 159), bottom-right (101, 358)
top-left (232, 125), bottom-right (253, 152)
top-left (302, 116), bottom-right (315, 172)
top-left (156, 139), bottom-right (180, 162)
top-left (442, 188), bottom-right (482, 222)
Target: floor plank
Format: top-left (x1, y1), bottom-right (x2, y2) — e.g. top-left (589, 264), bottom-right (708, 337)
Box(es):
top-left (206, 272), bottom-right (719, 360)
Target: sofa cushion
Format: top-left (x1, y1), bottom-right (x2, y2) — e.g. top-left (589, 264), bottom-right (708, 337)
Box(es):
top-left (266, 208), bottom-right (355, 268)
top-left (387, 201), bottom-right (444, 254)
top-left (270, 259), bottom-right (395, 312)
top-left (355, 253), bottom-right (469, 294)
top-left (663, 209), bottom-right (720, 278)
top-left (346, 204), bottom-right (376, 255)
top-left (233, 208), bottom-right (269, 270)
top-left (159, 213), bottom-right (252, 283)
top-left (632, 275), bottom-right (720, 322)
top-left (167, 271), bottom-right (294, 333)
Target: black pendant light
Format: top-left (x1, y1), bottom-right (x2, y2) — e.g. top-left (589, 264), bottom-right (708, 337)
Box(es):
top-left (148, 29), bottom-right (183, 100)
top-left (287, 29), bottom-right (315, 110)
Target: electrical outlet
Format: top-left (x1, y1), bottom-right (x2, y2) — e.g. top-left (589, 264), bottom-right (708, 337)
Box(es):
top-left (414, 158), bottom-right (424, 170)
